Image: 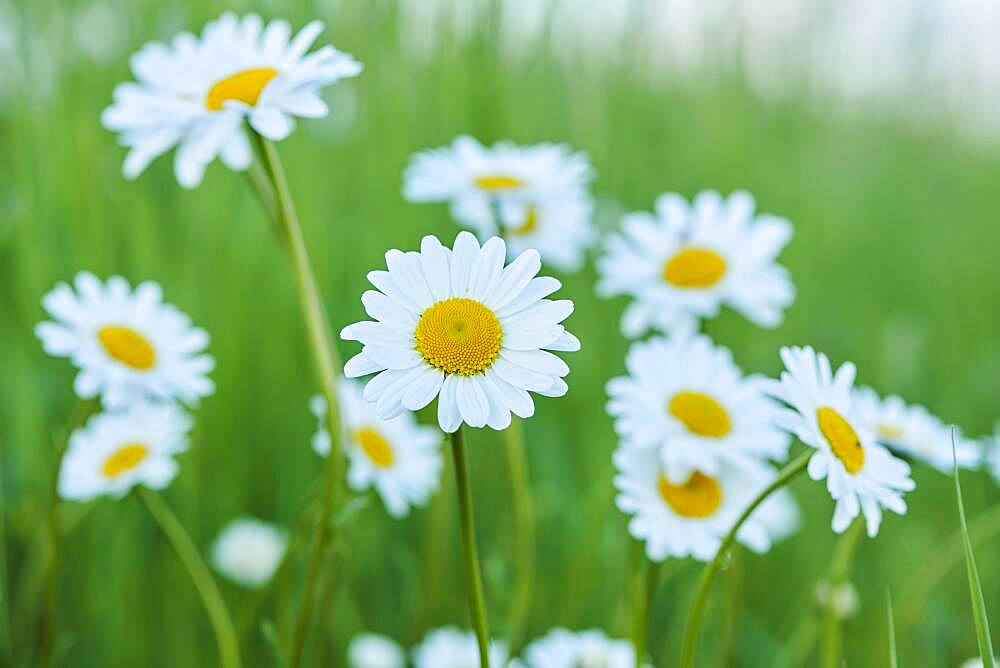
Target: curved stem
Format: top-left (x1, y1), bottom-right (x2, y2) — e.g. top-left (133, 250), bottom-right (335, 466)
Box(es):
top-left (821, 518), bottom-right (865, 668)
top-left (680, 450), bottom-right (811, 668)
top-left (451, 427), bottom-right (492, 668)
top-left (139, 488), bottom-right (241, 668)
top-left (631, 557), bottom-right (662, 668)
top-left (503, 416), bottom-right (535, 652)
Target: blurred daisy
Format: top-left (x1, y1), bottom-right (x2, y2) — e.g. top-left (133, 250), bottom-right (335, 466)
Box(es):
top-left (853, 386), bottom-right (980, 474)
top-left (348, 633), bottom-right (406, 668)
top-left (962, 658), bottom-right (1000, 668)
top-left (403, 136), bottom-right (596, 271)
top-left (341, 232), bottom-right (579, 432)
top-left (412, 627), bottom-right (510, 668)
top-left (606, 334), bottom-right (790, 483)
top-left (58, 401), bottom-right (191, 501)
top-left (815, 581), bottom-right (860, 619)
top-left (614, 447), bottom-right (799, 562)
top-left (310, 379), bottom-right (443, 518)
top-left (596, 190), bottom-right (794, 337)
top-left (210, 517), bottom-right (287, 588)
top-left (36, 272), bottom-right (215, 407)
top-left (984, 421), bottom-right (1000, 487)
top-left (517, 628), bottom-right (637, 668)
top-left (102, 12), bottom-right (362, 188)
top-left (765, 346), bottom-right (915, 537)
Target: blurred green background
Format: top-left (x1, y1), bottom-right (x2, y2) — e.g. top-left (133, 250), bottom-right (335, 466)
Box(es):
top-left (1, 0), bottom-right (999, 666)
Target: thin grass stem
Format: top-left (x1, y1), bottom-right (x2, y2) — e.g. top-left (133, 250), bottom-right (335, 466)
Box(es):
top-left (821, 517), bottom-right (865, 668)
top-left (503, 416), bottom-right (535, 652)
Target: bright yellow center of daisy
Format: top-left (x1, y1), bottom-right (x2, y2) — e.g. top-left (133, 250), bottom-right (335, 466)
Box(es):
top-left (510, 206), bottom-right (539, 236)
top-left (205, 67), bottom-right (279, 111)
top-left (668, 391), bottom-right (731, 438)
top-left (662, 247), bottom-right (727, 288)
top-left (102, 443), bottom-right (148, 478)
top-left (877, 424), bottom-right (904, 440)
top-left (414, 298), bottom-right (503, 376)
top-left (98, 325), bottom-right (156, 370)
top-left (353, 427), bottom-right (395, 468)
top-left (658, 472), bottom-right (722, 518)
top-left (475, 175), bottom-right (524, 192)
top-left (817, 407), bottom-right (865, 474)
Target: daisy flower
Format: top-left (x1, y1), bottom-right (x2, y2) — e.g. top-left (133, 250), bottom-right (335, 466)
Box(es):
top-left (36, 272), bottom-right (215, 407)
top-left (412, 627), bottom-right (510, 668)
top-left (101, 12), bottom-right (362, 188)
top-left (606, 334), bottom-right (790, 483)
top-left (764, 346), bottom-right (915, 537)
top-left (210, 517), bottom-right (287, 588)
top-left (403, 136), bottom-right (595, 271)
top-left (614, 447), bottom-right (800, 562)
top-left (341, 232), bottom-right (580, 433)
top-left (347, 633), bottom-right (406, 668)
top-left (58, 401), bottom-right (191, 501)
top-left (984, 421), bottom-right (1000, 487)
top-left (310, 379), bottom-right (443, 518)
top-left (853, 386), bottom-right (980, 474)
top-left (596, 190), bottom-right (794, 337)
top-left (516, 628), bottom-right (638, 668)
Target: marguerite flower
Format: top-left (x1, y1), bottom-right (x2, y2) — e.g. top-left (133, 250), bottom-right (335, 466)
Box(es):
top-left (764, 346), bottom-right (915, 537)
top-left (853, 386), bottom-right (980, 474)
top-left (210, 517), bottom-right (287, 588)
top-left (412, 627), bottom-right (510, 668)
top-left (403, 136), bottom-right (595, 271)
top-left (36, 272), bottom-right (214, 407)
top-left (311, 379), bottom-right (443, 518)
top-left (517, 628), bottom-right (638, 668)
top-left (101, 12), bottom-right (362, 188)
top-left (606, 334), bottom-right (790, 482)
top-left (596, 190), bottom-right (794, 337)
top-left (347, 633), bottom-right (406, 668)
top-left (984, 421), bottom-right (1000, 487)
top-left (58, 401), bottom-right (191, 501)
top-left (341, 232), bottom-right (580, 433)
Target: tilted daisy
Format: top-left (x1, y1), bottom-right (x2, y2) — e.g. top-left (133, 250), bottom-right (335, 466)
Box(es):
top-left (606, 334), bottom-right (790, 483)
top-left (341, 232), bottom-right (580, 433)
top-left (210, 517), bottom-right (287, 588)
top-left (310, 379), bottom-right (443, 518)
top-left (58, 401), bottom-right (191, 501)
top-left (596, 190), bottom-right (794, 337)
top-left (853, 386), bottom-right (980, 474)
top-left (516, 628), bottom-right (638, 668)
top-left (36, 272), bottom-right (214, 407)
top-left (412, 627), bottom-right (510, 668)
top-left (764, 346), bottom-right (915, 537)
top-left (101, 12), bottom-right (362, 188)
top-left (347, 633), bottom-right (406, 668)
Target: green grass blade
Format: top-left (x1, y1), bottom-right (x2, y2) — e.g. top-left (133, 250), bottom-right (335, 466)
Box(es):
top-left (886, 589), bottom-right (898, 668)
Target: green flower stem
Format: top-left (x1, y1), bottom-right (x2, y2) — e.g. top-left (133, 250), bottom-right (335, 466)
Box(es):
top-left (450, 427), bottom-right (492, 668)
top-left (821, 517), bottom-right (865, 668)
top-left (680, 450), bottom-right (811, 668)
top-left (502, 416), bottom-right (535, 652)
top-left (139, 488), bottom-right (241, 668)
top-left (0, 463), bottom-right (9, 662)
top-left (631, 556), bottom-right (662, 668)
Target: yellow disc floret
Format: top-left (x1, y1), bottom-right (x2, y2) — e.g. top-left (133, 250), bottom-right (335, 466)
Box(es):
top-left (354, 427), bottom-right (395, 468)
top-left (205, 67), bottom-right (279, 111)
top-left (668, 391), bottom-right (732, 438)
top-left (414, 298), bottom-right (503, 376)
top-left (662, 247), bottom-right (727, 288)
top-left (98, 325), bottom-right (157, 370)
top-left (102, 443), bottom-right (148, 478)
top-left (658, 471), bottom-right (723, 518)
top-left (817, 407), bottom-right (865, 474)
top-left (474, 175), bottom-right (524, 191)
top-left (510, 206), bottom-right (539, 236)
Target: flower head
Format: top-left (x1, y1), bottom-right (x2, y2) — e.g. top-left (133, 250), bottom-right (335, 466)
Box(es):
top-left (348, 633), bottom-right (406, 668)
top-left (211, 517), bottom-right (287, 588)
top-left (517, 628), bottom-right (638, 668)
top-left (411, 627), bottom-right (509, 668)
top-left (983, 421), bottom-right (1000, 487)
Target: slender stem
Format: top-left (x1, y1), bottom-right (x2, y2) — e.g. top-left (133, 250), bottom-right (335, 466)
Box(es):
top-left (0, 463), bottom-right (9, 661)
top-left (139, 488), bottom-right (241, 668)
top-left (451, 427), bottom-right (492, 668)
top-left (821, 518), bottom-right (865, 668)
top-left (680, 450), bottom-right (811, 668)
top-left (502, 416), bottom-right (535, 652)
top-left (631, 556), bottom-right (662, 668)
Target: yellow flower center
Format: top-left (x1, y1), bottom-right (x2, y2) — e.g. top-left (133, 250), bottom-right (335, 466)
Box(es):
top-left (510, 206), bottom-right (539, 236)
top-left (97, 325), bottom-right (157, 370)
top-left (205, 67), bottom-right (279, 111)
top-left (474, 175), bottom-right (524, 192)
top-left (414, 298), bottom-right (503, 376)
top-left (668, 391), bottom-right (731, 438)
top-left (354, 427), bottom-right (395, 468)
top-left (658, 471), bottom-right (722, 518)
top-left (817, 407), bottom-right (865, 474)
top-left (102, 443), bottom-right (148, 478)
top-left (877, 424), bottom-right (904, 441)
top-left (662, 247), bottom-right (727, 288)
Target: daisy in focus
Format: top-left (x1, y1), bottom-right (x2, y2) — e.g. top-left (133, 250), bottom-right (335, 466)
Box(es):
top-left (210, 517), bottom-right (287, 588)
top-left (36, 272), bottom-right (215, 407)
top-left (596, 190), bottom-right (794, 337)
top-left (412, 627), bottom-right (510, 668)
top-left (58, 401), bottom-right (191, 501)
top-left (341, 232), bottom-right (579, 433)
top-left (347, 633), bottom-right (406, 668)
top-left (403, 136), bottom-right (596, 271)
top-left (606, 334), bottom-right (790, 483)
top-left (102, 12), bottom-right (362, 188)
top-left (310, 379), bottom-right (443, 518)
top-left (764, 346), bottom-right (915, 537)
top-left (516, 628), bottom-right (638, 668)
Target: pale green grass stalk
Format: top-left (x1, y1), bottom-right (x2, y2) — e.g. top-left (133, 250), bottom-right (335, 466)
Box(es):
top-left (503, 415), bottom-right (535, 652)
top-left (0, 464), bottom-right (10, 662)
top-left (821, 517), bottom-right (865, 668)
top-left (886, 590), bottom-right (898, 668)
top-left (630, 557), bottom-right (662, 668)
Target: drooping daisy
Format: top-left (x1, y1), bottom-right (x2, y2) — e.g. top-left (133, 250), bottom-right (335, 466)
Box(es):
top-left (58, 401), bottom-right (191, 501)
top-left (101, 12), bottom-right (362, 188)
top-left (403, 136), bottom-right (596, 271)
top-left (412, 627), bottom-right (510, 668)
top-left (764, 346), bottom-right (915, 537)
top-left (210, 517), bottom-right (287, 588)
top-left (310, 379), bottom-right (443, 518)
top-left (613, 447), bottom-right (800, 562)
top-left (517, 628), bottom-right (638, 668)
top-left (853, 386), bottom-right (980, 474)
top-left (36, 272), bottom-right (215, 407)
top-left (341, 232), bottom-right (580, 433)
top-left (347, 633), bottom-right (406, 668)
top-left (606, 334), bottom-right (790, 483)
top-left (596, 190), bottom-right (794, 337)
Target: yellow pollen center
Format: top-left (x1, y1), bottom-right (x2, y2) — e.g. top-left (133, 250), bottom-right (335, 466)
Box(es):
top-left (877, 424), bottom-right (904, 441)
top-left (205, 67), bottom-right (278, 111)
top-left (658, 472), bottom-right (722, 518)
top-left (510, 206), bottom-right (539, 236)
top-left (354, 427), bottom-right (395, 468)
top-left (475, 174), bottom-right (524, 191)
top-left (97, 325), bottom-right (156, 370)
top-left (668, 391), bottom-right (731, 438)
top-left (817, 407), bottom-right (865, 474)
top-left (102, 443), bottom-right (148, 478)
top-left (415, 298), bottom-right (503, 376)
top-left (662, 247), bottom-right (727, 288)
